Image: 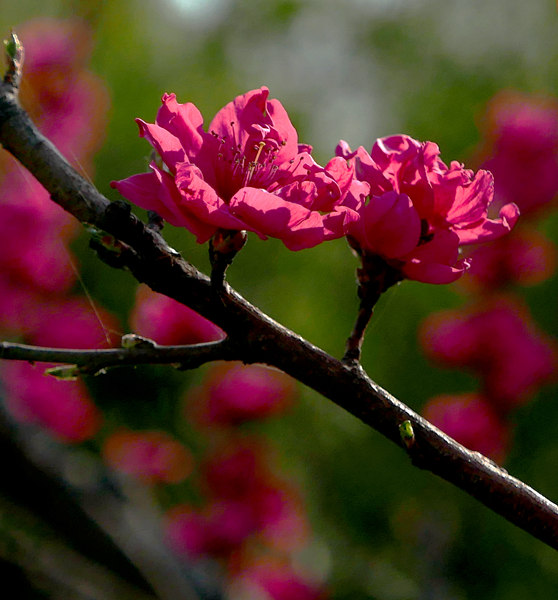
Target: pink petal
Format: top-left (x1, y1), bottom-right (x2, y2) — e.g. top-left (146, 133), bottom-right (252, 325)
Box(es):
top-left (229, 188), bottom-right (325, 249)
top-left (322, 206), bottom-right (360, 240)
top-left (456, 202), bottom-right (520, 244)
top-left (136, 119), bottom-right (186, 172)
top-left (359, 192), bottom-right (421, 258)
top-left (111, 166), bottom-right (217, 243)
top-left (403, 230), bottom-right (469, 283)
top-left (174, 163), bottom-right (249, 231)
top-left (445, 170), bottom-right (494, 226)
top-left (156, 93), bottom-right (205, 161)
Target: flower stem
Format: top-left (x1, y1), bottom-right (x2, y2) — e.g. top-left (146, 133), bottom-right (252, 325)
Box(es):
top-left (343, 253), bottom-right (403, 364)
top-left (209, 229), bottom-right (247, 290)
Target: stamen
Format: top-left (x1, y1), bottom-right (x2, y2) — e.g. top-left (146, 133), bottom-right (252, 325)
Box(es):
top-left (242, 141), bottom-right (267, 187)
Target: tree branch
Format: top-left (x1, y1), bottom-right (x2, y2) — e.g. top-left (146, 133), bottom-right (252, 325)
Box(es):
top-left (0, 339), bottom-right (236, 375)
top-left (2, 52), bottom-right (558, 552)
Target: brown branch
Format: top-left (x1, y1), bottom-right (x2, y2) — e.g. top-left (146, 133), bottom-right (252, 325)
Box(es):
top-left (0, 339), bottom-right (236, 375)
top-left (2, 53), bottom-right (558, 552)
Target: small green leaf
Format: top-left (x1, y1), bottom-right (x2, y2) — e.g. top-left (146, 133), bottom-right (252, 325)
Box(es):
top-left (44, 365), bottom-right (80, 381)
top-left (3, 32), bottom-right (19, 60)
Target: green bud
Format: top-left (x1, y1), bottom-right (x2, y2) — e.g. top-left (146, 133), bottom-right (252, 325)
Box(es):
top-left (4, 32), bottom-right (20, 60)
top-left (44, 365), bottom-right (80, 381)
top-left (121, 333), bottom-right (156, 349)
top-left (399, 420), bottom-right (415, 448)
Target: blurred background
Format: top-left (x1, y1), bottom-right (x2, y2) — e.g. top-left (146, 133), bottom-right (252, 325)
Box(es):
top-left (1, 0), bottom-right (558, 598)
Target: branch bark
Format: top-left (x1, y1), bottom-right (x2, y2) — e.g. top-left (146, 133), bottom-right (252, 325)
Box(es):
top-left (2, 53), bottom-right (558, 552)
top-left (0, 339), bottom-right (236, 375)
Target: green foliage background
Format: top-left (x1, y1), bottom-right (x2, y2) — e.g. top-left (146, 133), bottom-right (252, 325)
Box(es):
top-left (3, 0), bottom-right (558, 598)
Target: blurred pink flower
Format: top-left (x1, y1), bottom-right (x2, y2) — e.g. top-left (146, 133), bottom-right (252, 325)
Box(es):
top-left (165, 500), bottom-right (257, 558)
top-left (233, 561), bottom-right (327, 600)
top-left (0, 181), bottom-right (79, 294)
top-left (478, 91), bottom-right (558, 217)
top-left (338, 135), bottom-right (519, 284)
top-left (252, 484), bottom-right (309, 552)
top-left (31, 296), bottom-right (120, 349)
top-left (112, 87), bottom-right (356, 250)
top-left (420, 297), bottom-right (558, 410)
top-left (0, 275), bottom-right (47, 336)
top-left (130, 285), bottom-right (224, 345)
top-left (195, 362), bottom-right (296, 425)
top-left (18, 18), bottom-right (110, 165)
top-left (102, 429), bottom-right (194, 484)
top-left (463, 226), bottom-right (557, 290)
top-left (423, 393), bottom-right (510, 461)
top-left (197, 439), bottom-right (309, 553)
top-left (201, 441), bottom-right (266, 499)
top-left (1, 362), bottom-right (101, 443)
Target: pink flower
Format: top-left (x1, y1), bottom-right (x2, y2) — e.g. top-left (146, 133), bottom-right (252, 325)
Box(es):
top-left (199, 439), bottom-right (309, 551)
top-left (130, 285), bottom-right (224, 345)
top-left (201, 441), bottom-right (266, 499)
top-left (251, 484), bottom-right (309, 552)
top-left (0, 275), bottom-right (47, 337)
top-left (0, 179), bottom-right (78, 294)
top-left (423, 393), bottom-right (510, 461)
top-left (31, 296), bottom-right (120, 349)
top-left (195, 362), bottom-right (295, 425)
top-left (102, 429), bottom-right (194, 484)
top-left (420, 297), bottom-right (558, 410)
top-left (1, 362), bottom-right (101, 443)
top-left (477, 91), bottom-right (558, 217)
top-left (112, 87), bottom-right (356, 250)
top-left (463, 226), bottom-right (557, 290)
top-left (233, 561), bottom-right (327, 600)
top-left (165, 501), bottom-right (257, 558)
top-left (338, 135), bottom-right (519, 284)
top-left (18, 18), bottom-right (110, 165)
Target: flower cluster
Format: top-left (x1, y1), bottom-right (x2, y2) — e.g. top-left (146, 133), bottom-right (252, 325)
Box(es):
top-left (336, 135), bottom-right (518, 284)
top-left (113, 89), bottom-right (518, 288)
top-left (0, 19), bottom-right (114, 442)
top-left (419, 92), bottom-right (558, 460)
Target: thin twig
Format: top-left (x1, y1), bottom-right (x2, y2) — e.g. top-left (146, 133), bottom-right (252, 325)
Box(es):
top-left (0, 339), bottom-right (235, 375)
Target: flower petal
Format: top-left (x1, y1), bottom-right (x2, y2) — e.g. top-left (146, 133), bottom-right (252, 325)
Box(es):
top-left (403, 230), bottom-right (469, 283)
top-left (174, 163), bottom-right (249, 231)
top-left (455, 202), bottom-right (520, 244)
top-left (156, 93), bottom-right (205, 161)
top-left (136, 119), bottom-right (185, 172)
top-left (229, 187), bottom-right (326, 249)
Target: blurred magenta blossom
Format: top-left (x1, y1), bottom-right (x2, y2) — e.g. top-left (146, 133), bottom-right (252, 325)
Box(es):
top-left (30, 297), bottom-right (120, 349)
top-left (420, 297), bottom-right (558, 410)
top-left (112, 87), bottom-right (358, 250)
top-left (231, 560), bottom-right (327, 600)
top-left (165, 437), bottom-right (308, 559)
top-left (102, 429), bottom-right (194, 484)
top-left (191, 362), bottom-right (296, 425)
top-left (1, 362), bottom-right (101, 442)
top-left (478, 91), bottom-right (558, 217)
top-left (423, 393), bottom-right (509, 460)
top-left (130, 285), bottom-right (224, 345)
top-left (18, 18), bottom-right (110, 165)
top-left (337, 135), bottom-right (519, 283)
top-left (462, 226), bottom-right (557, 290)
